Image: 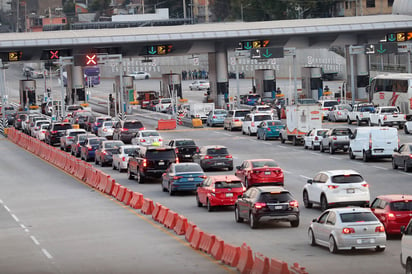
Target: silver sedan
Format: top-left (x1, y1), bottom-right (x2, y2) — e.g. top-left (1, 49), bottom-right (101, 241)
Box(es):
top-left (308, 207), bottom-right (386, 253)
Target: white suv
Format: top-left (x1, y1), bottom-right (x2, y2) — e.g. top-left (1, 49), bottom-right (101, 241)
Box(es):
top-left (302, 170), bottom-right (370, 211)
top-left (156, 98), bottom-right (172, 113)
top-left (401, 219), bottom-right (412, 272)
top-left (241, 113), bottom-right (272, 135)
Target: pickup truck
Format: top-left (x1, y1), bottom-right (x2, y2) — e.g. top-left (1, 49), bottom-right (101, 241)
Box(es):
top-left (168, 139), bottom-right (199, 162)
top-left (368, 106), bottom-right (406, 129)
top-left (347, 103), bottom-right (375, 126)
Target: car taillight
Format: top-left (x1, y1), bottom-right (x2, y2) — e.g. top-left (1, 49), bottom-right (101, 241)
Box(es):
top-left (198, 175), bottom-right (207, 179)
top-left (332, 136), bottom-right (337, 140)
top-left (103, 128), bottom-right (107, 132)
top-left (51, 130), bottom-right (58, 134)
top-left (175, 157), bottom-right (179, 164)
top-left (97, 123), bottom-right (101, 126)
top-left (213, 115), bottom-right (217, 119)
top-left (234, 119), bottom-right (240, 122)
top-left (251, 122), bottom-right (255, 127)
top-left (67, 136), bottom-right (74, 139)
top-left (76, 118), bottom-right (79, 122)
top-left (328, 185), bottom-right (339, 189)
top-left (383, 115), bottom-right (387, 121)
top-left (205, 155), bottom-right (213, 159)
top-left (139, 127), bottom-right (145, 130)
top-left (122, 157), bottom-right (126, 162)
top-left (196, 147), bottom-right (200, 153)
top-left (410, 154), bottom-right (412, 159)
top-left (121, 128), bottom-right (128, 131)
top-left (267, 128), bottom-right (271, 131)
top-left (41, 130), bottom-right (46, 133)
top-left (337, 111), bottom-right (342, 115)
top-left (175, 148), bottom-right (179, 153)
top-left (322, 108), bottom-right (329, 110)
top-left (143, 159), bottom-right (147, 167)
top-left (102, 151), bottom-right (107, 155)
top-left (140, 139), bottom-right (146, 142)
top-left (342, 227), bottom-right (355, 234)
top-left (87, 146), bottom-right (92, 151)
top-left (77, 143), bottom-right (80, 147)
top-left (158, 138), bottom-right (163, 142)
top-left (361, 183), bottom-right (369, 188)
top-left (387, 213), bottom-right (396, 221)
top-left (289, 200), bottom-right (299, 207)
top-left (375, 226), bottom-right (385, 233)
top-left (254, 202), bottom-right (266, 209)
top-left (314, 136), bottom-right (319, 141)
top-left (172, 176), bottom-right (183, 180)
top-left (17, 119), bottom-right (21, 122)
top-left (225, 155), bottom-right (232, 158)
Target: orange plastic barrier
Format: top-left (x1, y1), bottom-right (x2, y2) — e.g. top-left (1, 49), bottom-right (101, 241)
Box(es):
top-left (289, 262), bottom-right (308, 274)
top-left (199, 232), bottom-right (216, 254)
top-left (173, 215), bottom-right (188, 235)
top-left (190, 227), bottom-right (204, 250)
top-left (269, 258), bottom-right (290, 274)
top-left (163, 210), bottom-right (178, 229)
top-left (116, 185), bottom-right (126, 201)
top-left (157, 206), bottom-right (169, 224)
top-left (104, 178), bottom-right (115, 194)
top-left (75, 161), bottom-right (87, 181)
top-left (192, 118), bottom-right (203, 128)
top-left (185, 221), bottom-right (197, 242)
top-left (92, 170), bottom-right (102, 188)
top-left (85, 167), bottom-right (95, 186)
top-left (111, 183), bottom-right (120, 197)
top-left (96, 173), bottom-right (109, 192)
top-left (69, 157), bottom-right (79, 175)
top-left (251, 253), bottom-right (270, 274)
top-left (156, 119), bottom-right (177, 130)
top-left (122, 189), bottom-right (133, 206)
top-left (221, 243), bottom-right (240, 267)
top-left (210, 237), bottom-right (225, 260)
top-left (152, 203), bottom-right (162, 221)
top-left (129, 192), bottom-right (144, 209)
top-left (236, 243), bottom-right (254, 274)
top-left (140, 198), bottom-right (154, 215)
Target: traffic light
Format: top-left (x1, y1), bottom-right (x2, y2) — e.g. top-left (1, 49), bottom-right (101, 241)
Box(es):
top-left (0, 51), bottom-right (22, 61)
top-left (74, 54), bottom-right (98, 66)
top-left (144, 45), bottom-right (173, 55)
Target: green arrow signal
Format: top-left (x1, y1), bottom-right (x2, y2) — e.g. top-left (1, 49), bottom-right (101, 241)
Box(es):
top-left (148, 46), bottom-right (157, 55)
top-left (262, 49), bottom-right (272, 58)
top-left (376, 44), bottom-right (387, 54)
top-left (244, 42), bottom-right (252, 50)
top-left (387, 34), bottom-right (396, 42)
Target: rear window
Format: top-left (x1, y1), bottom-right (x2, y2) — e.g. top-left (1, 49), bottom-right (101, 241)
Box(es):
top-left (390, 201), bottom-right (412, 211)
top-left (248, 95), bottom-right (260, 99)
top-left (97, 117), bottom-right (112, 122)
top-left (259, 107), bottom-right (271, 111)
top-left (105, 142), bottom-right (124, 148)
top-left (89, 139), bottom-right (104, 145)
top-left (53, 124), bottom-right (71, 131)
top-left (207, 147), bottom-right (228, 155)
top-left (146, 149), bottom-right (176, 160)
top-left (175, 164), bottom-right (203, 173)
top-left (69, 131), bottom-right (85, 137)
top-left (331, 174), bottom-right (364, 184)
top-left (333, 129), bottom-right (351, 136)
top-left (214, 181), bottom-right (243, 188)
top-left (259, 192), bottom-right (293, 203)
top-left (340, 212), bottom-right (378, 223)
top-left (267, 121), bottom-right (282, 126)
top-left (124, 121), bottom-right (143, 129)
top-left (251, 160), bottom-right (278, 168)
top-left (324, 101), bottom-right (339, 107)
top-left (67, 106), bottom-right (83, 111)
top-left (124, 148), bottom-right (137, 155)
top-left (214, 110), bottom-right (227, 115)
top-left (234, 111), bottom-right (250, 117)
top-left (360, 107), bottom-right (375, 112)
top-left (381, 108), bottom-right (398, 113)
top-left (142, 131), bottom-right (160, 137)
top-left (175, 140), bottom-right (196, 146)
top-left (161, 99), bottom-right (171, 104)
top-left (103, 121), bottom-right (113, 127)
top-left (254, 115), bottom-right (272, 122)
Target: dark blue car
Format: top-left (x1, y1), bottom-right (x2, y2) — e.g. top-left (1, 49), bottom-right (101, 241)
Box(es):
top-left (80, 137), bottom-right (106, 161)
top-left (161, 163), bottom-right (206, 195)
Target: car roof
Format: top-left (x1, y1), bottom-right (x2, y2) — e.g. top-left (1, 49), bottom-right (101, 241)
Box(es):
top-left (253, 186), bottom-right (288, 193)
top-left (328, 207), bottom-right (372, 214)
top-left (208, 175), bottom-right (241, 182)
top-left (248, 159), bottom-right (276, 162)
top-left (202, 145), bottom-right (227, 149)
top-left (376, 194), bottom-right (412, 202)
top-left (319, 169), bottom-right (361, 176)
top-left (171, 138), bottom-right (195, 141)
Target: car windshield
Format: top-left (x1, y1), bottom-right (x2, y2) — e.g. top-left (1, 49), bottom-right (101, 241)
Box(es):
top-left (390, 201), bottom-right (412, 211)
top-left (251, 161), bottom-right (278, 168)
top-left (332, 174), bottom-right (364, 184)
top-left (124, 148), bottom-right (137, 155)
top-left (142, 131), bottom-right (160, 137)
top-left (124, 121), bottom-right (143, 129)
top-left (175, 164), bottom-right (203, 173)
top-left (259, 107), bottom-right (271, 111)
top-left (340, 212), bottom-right (378, 223)
top-left (161, 99), bottom-right (171, 104)
top-left (214, 181), bottom-right (243, 188)
top-left (360, 107), bottom-right (375, 112)
top-left (175, 140), bottom-right (196, 146)
top-left (254, 115), bottom-right (272, 122)
top-left (105, 142), bottom-right (124, 148)
top-left (248, 95), bottom-right (260, 100)
top-left (89, 139), bottom-right (104, 145)
top-left (235, 111), bottom-right (250, 117)
top-left (266, 121), bottom-right (282, 126)
top-left (207, 148), bottom-right (228, 155)
top-left (259, 192), bottom-right (293, 203)
top-left (334, 129), bottom-right (351, 136)
top-left (53, 124), bottom-right (71, 130)
top-left (146, 149), bottom-right (175, 160)
top-left (324, 101), bottom-right (339, 107)
top-left (338, 105), bottom-right (352, 111)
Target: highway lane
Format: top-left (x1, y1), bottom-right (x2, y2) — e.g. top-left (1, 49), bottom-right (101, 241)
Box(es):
top-left (101, 112), bottom-right (411, 274)
top-left (0, 135), bottom-right (232, 274)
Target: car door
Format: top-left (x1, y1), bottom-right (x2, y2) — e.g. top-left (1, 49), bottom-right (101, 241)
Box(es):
top-left (305, 129), bottom-right (313, 147)
top-left (309, 173), bottom-right (325, 204)
top-left (370, 198), bottom-right (386, 224)
top-left (235, 161), bottom-right (247, 183)
top-left (321, 211), bottom-right (337, 242)
top-left (242, 114), bottom-right (251, 132)
top-left (400, 144), bottom-right (411, 165)
top-left (197, 177), bottom-right (210, 204)
top-left (162, 165), bottom-right (173, 190)
top-left (312, 211), bottom-right (330, 242)
top-left (393, 144), bottom-right (404, 167)
top-left (238, 188), bottom-right (255, 218)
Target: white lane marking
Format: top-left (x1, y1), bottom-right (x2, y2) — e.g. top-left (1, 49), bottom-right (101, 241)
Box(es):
top-left (0, 199), bottom-right (3, 204)
top-left (372, 166), bottom-right (388, 170)
top-left (30, 236), bottom-right (40, 245)
top-left (41, 249), bottom-right (53, 259)
top-left (221, 133), bottom-right (232, 136)
top-left (20, 224), bottom-right (26, 229)
top-left (11, 214), bottom-right (20, 222)
top-left (330, 156), bottom-right (341, 160)
top-left (262, 142), bottom-right (271, 145)
top-left (310, 152), bottom-right (320, 156)
top-left (24, 229), bottom-right (30, 233)
top-left (283, 170), bottom-right (292, 174)
top-left (4, 205), bottom-right (10, 212)
top-left (279, 146), bottom-right (288, 149)
top-left (300, 175), bottom-right (311, 180)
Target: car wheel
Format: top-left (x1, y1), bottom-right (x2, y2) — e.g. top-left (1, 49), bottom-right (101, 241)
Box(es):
top-left (347, 117), bottom-right (352, 125)
top-left (304, 142), bottom-right (308, 149)
top-left (118, 163), bottom-right (122, 173)
top-left (356, 118), bottom-right (361, 126)
top-left (127, 168), bottom-right (134, 180)
top-left (368, 120), bottom-right (373, 127)
top-left (405, 125), bottom-right (410, 134)
top-left (263, 133), bottom-right (267, 141)
top-left (320, 195), bottom-right (328, 211)
top-left (392, 159), bottom-right (398, 169)
top-left (363, 151), bottom-right (369, 162)
top-left (311, 142), bottom-right (316, 150)
top-left (404, 162), bottom-right (411, 172)
top-left (406, 259), bottom-right (412, 274)
top-left (303, 191), bottom-right (313, 208)
top-left (290, 219), bottom-right (299, 227)
top-left (378, 120), bottom-right (382, 127)
top-left (242, 128), bottom-right (245, 135)
top-left (161, 181), bottom-right (167, 192)
top-left (245, 178), bottom-right (250, 189)
top-left (320, 144), bottom-right (324, 153)
top-left (196, 195), bottom-right (202, 207)
top-left (168, 184), bottom-right (174, 196)
top-left (329, 145), bottom-right (334, 154)
top-left (235, 206), bottom-right (244, 223)
top-left (249, 212), bottom-right (258, 229)
top-left (308, 228), bottom-right (316, 246)
top-left (280, 135), bottom-right (285, 144)
top-left (257, 133), bottom-right (260, 140)
top-left (292, 137), bottom-right (298, 146)
top-left (248, 128), bottom-right (252, 136)
top-left (349, 149), bottom-right (355, 160)
top-left (329, 236), bottom-right (338, 254)
top-left (228, 124), bottom-right (233, 131)
top-left (207, 199), bottom-right (213, 212)
top-left (137, 172), bottom-right (144, 184)
top-left (95, 157), bottom-right (99, 165)
top-left (112, 162), bottom-right (116, 170)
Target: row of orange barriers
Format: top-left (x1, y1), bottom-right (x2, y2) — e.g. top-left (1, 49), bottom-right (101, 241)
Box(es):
top-left (6, 127), bottom-right (308, 274)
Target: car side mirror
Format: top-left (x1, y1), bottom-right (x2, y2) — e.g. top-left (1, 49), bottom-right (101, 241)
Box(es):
top-left (307, 179), bottom-right (313, 184)
top-left (162, 173), bottom-right (166, 177)
top-left (198, 183), bottom-right (203, 187)
top-left (349, 134), bottom-right (355, 139)
top-left (401, 226), bottom-right (407, 234)
top-left (394, 148), bottom-right (398, 152)
top-left (238, 194), bottom-right (243, 199)
top-left (236, 165), bottom-right (241, 170)
top-left (312, 218), bottom-right (318, 223)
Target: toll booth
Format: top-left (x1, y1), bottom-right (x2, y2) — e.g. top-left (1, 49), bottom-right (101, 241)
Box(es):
top-left (115, 75), bottom-right (134, 114)
top-left (19, 80), bottom-right (36, 110)
top-left (162, 73), bottom-right (182, 99)
top-left (254, 69), bottom-right (276, 98)
top-left (67, 66), bottom-right (86, 105)
top-left (301, 66), bottom-right (323, 100)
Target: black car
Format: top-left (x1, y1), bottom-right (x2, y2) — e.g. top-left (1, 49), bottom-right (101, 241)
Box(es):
top-left (127, 146), bottom-right (178, 184)
top-left (45, 122), bottom-right (72, 146)
top-left (113, 120), bottom-right (144, 144)
top-left (168, 139), bottom-right (199, 162)
top-left (193, 145), bottom-right (233, 171)
top-left (71, 133), bottom-right (96, 157)
top-left (13, 112), bottom-right (28, 130)
top-left (234, 186), bottom-right (300, 229)
top-left (392, 143), bottom-right (412, 172)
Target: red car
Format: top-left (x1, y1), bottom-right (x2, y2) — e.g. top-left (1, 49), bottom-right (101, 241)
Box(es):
top-left (196, 175), bottom-right (245, 212)
top-left (370, 194), bottom-right (412, 235)
top-left (235, 159), bottom-right (284, 188)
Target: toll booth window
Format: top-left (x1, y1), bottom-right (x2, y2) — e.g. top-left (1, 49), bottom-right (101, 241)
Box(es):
top-left (77, 90), bottom-right (85, 101)
top-left (28, 90), bottom-right (36, 105)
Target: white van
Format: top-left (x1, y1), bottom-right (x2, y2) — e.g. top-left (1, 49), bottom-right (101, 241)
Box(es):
top-left (401, 219), bottom-right (412, 272)
top-left (348, 127), bottom-right (398, 162)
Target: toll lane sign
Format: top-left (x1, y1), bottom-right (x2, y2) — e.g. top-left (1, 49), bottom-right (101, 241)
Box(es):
top-left (250, 47), bottom-right (284, 59)
top-left (365, 42), bottom-right (398, 55)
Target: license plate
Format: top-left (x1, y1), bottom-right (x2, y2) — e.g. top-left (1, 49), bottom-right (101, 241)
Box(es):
top-left (226, 193), bottom-right (233, 197)
top-left (274, 205), bottom-right (283, 210)
top-left (185, 155), bottom-right (191, 157)
top-left (357, 238), bottom-right (375, 244)
top-left (158, 162), bottom-right (165, 166)
top-left (265, 171), bottom-right (271, 175)
top-left (347, 188), bottom-right (355, 194)
top-left (216, 162), bottom-right (224, 165)
top-left (344, 145), bottom-right (348, 148)
top-left (188, 177), bottom-right (194, 181)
